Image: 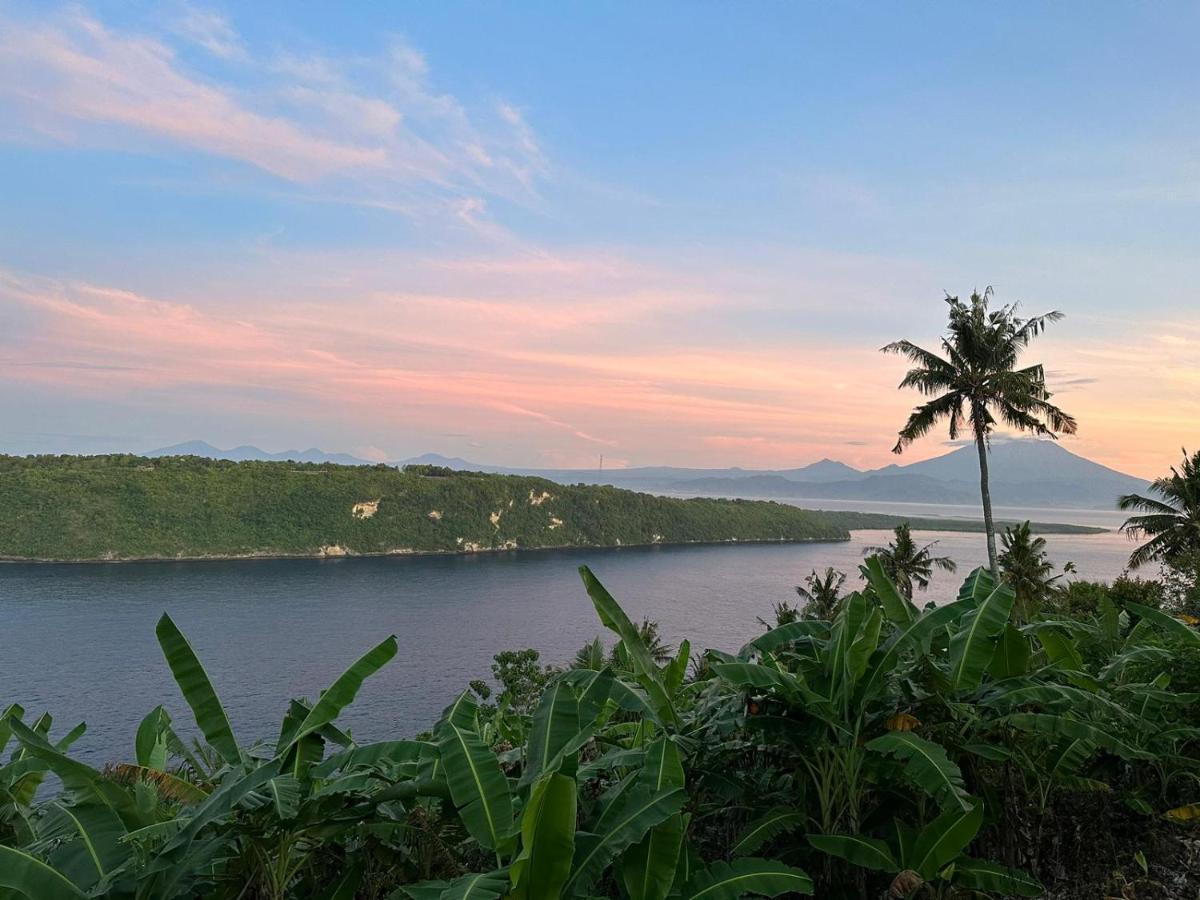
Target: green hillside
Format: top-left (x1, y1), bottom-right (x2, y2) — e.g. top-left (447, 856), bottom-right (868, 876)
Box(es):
top-left (0, 455), bottom-right (850, 561)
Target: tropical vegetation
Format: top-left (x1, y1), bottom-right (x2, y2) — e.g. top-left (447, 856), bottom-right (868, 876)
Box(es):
top-left (3, 558), bottom-right (1199, 899)
top-left (0, 454), bottom-right (851, 561)
top-left (0, 455), bottom-right (1099, 562)
top-left (862, 523), bottom-right (956, 600)
top-left (997, 522), bottom-right (1064, 624)
top-left (1120, 448), bottom-right (1200, 571)
top-left (794, 568), bottom-right (847, 621)
top-left (882, 288), bottom-right (1077, 577)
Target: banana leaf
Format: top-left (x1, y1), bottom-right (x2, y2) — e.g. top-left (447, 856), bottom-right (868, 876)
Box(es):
top-left (565, 786), bottom-right (686, 896)
top-left (807, 833), bottom-right (897, 872)
top-left (1124, 601), bottom-right (1200, 646)
top-left (856, 599), bottom-right (971, 705)
top-left (948, 581), bottom-right (1015, 691)
top-left (441, 870), bottom-right (510, 900)
top-left (1006, 713), bottom-right (1151, 760)
top-left (621, 813), bottom-right (684, 900)
top-left (510, 773), bottom-right (576, 900)
top-left (437, 695), bottom-right (514, 853)
top-left (866, 731), bottom-right (971, 811)
top-left (163, 761), bottom-right (279, 854)
top-left (987, 625), bottom-right (1030, 679)
top-left (731, 809), bottom-right (805, 857)
top-left (579, 566), bottom-right (677, 727)
top-left (862, 556), bottom-right (917, 625)
top-left (953, 858), bottom-right (1042, 896)
top-left (40, 801), bottom-right (130, 891)
top-left (156, 613), bottom-right (241, 766)
top-left (740, 621), bottom-right (829, 659)
top-left (281, 634), bottom-right (398, 753)
top-left (910, 803), bottom-right (983, 879)
top-left (0, 846), bottom-right (85, 899)
top-left (680, 857), bottom-right (813, 900)
top-left (523, 677), bottom-right (584, 786)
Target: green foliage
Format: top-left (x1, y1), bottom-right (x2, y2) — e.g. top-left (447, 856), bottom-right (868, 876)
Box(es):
top-left (3, 562), bottom-right (1199, 899)
top-left (679, 858), bottom-right (813, 900)
top-left (1052, 575), bottom-right (1166, 618)
top-left (1120, 448), bottom-right (1200, 570)
top-left (0, 454), bottom-right (850, 560)
top-left (999, 520), bottom-right (1065, 621)
top-left (864, 522), bottom-right (957, 598)
top-left (882, 288), bottom-right (1078, 576)
top-left (794, 567), bottom-right (846, 620)
top-left (510, 774), bottom-right (576, 900)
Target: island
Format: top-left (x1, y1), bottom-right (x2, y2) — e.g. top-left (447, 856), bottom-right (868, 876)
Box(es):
top-left (0, 454), bottom-right (1103, 562)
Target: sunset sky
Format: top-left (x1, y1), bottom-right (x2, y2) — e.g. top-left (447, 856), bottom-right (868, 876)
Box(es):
top-left (1, 3), bottom-right (1197, 478)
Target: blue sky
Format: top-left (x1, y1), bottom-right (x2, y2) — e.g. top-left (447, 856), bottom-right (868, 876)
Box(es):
top-left (1, 2), bottom-right (1197, 474)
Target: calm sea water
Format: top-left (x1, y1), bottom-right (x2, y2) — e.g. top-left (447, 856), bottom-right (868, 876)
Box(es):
top-left (0, 528), bottom-right (1137, 764)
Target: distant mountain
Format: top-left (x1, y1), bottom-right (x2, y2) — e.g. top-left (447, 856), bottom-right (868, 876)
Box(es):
top-left (777, 458), bottom-right (867, 483)
top-left (147, 441), bottom-right (373, 467)
top-left (674, 472), bottom-right (975, 503)
top-left (399, 452), bottom-right (503, 471)
top-left (392, 456), bottom-right (869, 487)
top-left (392, 440), bottom-right (1147, 511)
top-left (670, 441), bottom-right (1149, 510)
top-left (151, 439), bottom-right (1150, 511)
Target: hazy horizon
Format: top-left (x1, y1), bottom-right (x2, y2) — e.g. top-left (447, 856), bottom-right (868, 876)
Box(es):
top-left (2, 3), bottom-right (1197, 478)
top-left (1, 433), bottom-right (1155, 482)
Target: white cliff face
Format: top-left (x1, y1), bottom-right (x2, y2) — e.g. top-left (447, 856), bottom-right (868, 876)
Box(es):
top-left (351, 500), bottom-right (380, 519)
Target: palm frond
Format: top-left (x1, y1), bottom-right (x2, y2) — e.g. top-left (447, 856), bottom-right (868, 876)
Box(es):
top-left (892, 391), bottom-right (964, 453)
top-left (1118, 493), bottom-right (1183, 516)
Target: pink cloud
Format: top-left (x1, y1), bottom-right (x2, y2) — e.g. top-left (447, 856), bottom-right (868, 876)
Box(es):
top-left (0, 8), bottom-right (547, 230)
top-left (0, 263), bottom-right (902, 468)
top-left (0, 12), bottom-right (384, 182)
top-left (2, 252), bottom-right (1195, 476)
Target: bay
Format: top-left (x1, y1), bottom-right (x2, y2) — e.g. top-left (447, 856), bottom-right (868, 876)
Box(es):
top-left (0, 528), bottom-right (1137, 764)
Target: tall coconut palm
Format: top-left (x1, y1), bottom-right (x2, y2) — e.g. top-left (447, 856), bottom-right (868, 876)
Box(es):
top-left (998, 520), bottom-right (1061, 622)
top-left (1119, 448), bottom-right (1200, 570)
top-left (882, 289), bottom-right (1077, 576)
top-left (864, 523), bottom-right (956, 599)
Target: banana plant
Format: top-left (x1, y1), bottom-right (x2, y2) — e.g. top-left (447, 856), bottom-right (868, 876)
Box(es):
top-left (1, 705), bottom-right (86, 846)
top-left (808, 801), bottom-right (1041, 897)
top-left (711, 565), bottom-right (986, 837)
top-left (0, 615), bottom-right (406, 899)
top-left (2, 557), bottom-right (1195, 899)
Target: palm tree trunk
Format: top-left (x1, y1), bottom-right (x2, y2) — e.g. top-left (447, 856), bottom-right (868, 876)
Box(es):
top-left (974, 426), bottom-right (999, 578)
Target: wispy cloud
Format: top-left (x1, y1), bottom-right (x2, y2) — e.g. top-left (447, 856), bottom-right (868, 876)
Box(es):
top-left (0, 7), bottom-right (547, 232)
top-left (2, 259), bottom-right (1195, 475)
top-left (169, 3), bottom-right (244, 59)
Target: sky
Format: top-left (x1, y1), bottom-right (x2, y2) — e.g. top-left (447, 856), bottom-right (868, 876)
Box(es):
top-left (1, 2), bottom-right (1197, 477)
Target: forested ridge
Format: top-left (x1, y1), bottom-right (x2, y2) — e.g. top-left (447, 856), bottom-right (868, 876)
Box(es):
top-left (0, 455), bottom-right (850, 561)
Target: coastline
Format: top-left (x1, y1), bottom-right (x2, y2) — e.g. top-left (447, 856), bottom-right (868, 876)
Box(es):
top-left (0, 520), bottom-right (1108, 566)
top-left (0, 533), bottom-right (852, 565)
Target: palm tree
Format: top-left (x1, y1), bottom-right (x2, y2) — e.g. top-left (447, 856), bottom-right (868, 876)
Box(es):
top-left (757, 599), bottom-right (800, 629)
top-left (633, 618), bottom-right (674, 664)
top-left (795, 567), bottom-right (847, 620)
top-left (882, 289), bottom-right (1077, 577)
top-left (571, 636), bottom-right (606, 670)
top-left (998, 520), bottom-right (1061, 622)
top-left (864, 523), bottom-right (956, 599)
top-left (571, 618), bottom-right (674, 671)
top-left (1119, 448), bottom-right (1200, 570)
